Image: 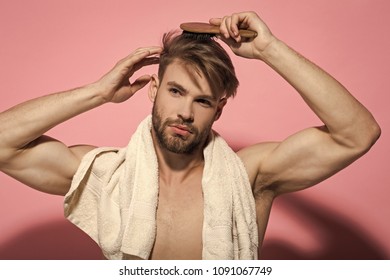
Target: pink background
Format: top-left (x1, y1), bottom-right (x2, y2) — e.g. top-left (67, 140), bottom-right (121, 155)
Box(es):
top-left (1, 0), bottom-right (389, 259)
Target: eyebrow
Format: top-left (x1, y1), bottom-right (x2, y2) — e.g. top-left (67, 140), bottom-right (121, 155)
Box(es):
top-left (167, 81), bottom-right (188, 94)
top-left (166, 81), bottom-right (217, 102)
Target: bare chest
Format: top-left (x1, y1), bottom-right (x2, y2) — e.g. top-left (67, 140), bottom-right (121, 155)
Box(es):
top-left (150, 178), bottom-right (204, 260)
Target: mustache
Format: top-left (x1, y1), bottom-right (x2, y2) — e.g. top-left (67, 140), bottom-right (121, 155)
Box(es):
top-left (164, 118), bottom-right (197, 134)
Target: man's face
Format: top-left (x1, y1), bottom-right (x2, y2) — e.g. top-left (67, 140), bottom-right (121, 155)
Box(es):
top-left (150, 60), bottom-right (226, 154)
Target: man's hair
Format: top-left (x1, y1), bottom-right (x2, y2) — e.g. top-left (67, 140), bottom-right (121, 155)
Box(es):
top-left (158, 31), bottom-right (239, 99)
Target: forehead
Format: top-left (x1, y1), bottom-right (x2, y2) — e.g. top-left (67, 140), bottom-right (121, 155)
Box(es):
top-left (161, 59), bottom-right (218, 98)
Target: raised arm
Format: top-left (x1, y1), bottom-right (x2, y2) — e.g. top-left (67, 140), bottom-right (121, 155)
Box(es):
top-left (211, 12), bottom-right (381, 197)
top-left (0, 47), bottom-right (161, 195)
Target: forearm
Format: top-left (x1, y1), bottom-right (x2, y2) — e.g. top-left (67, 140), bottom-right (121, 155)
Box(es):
top-left (0, 46), bottom-right (160, 158)
top-left (0, 83), bottom-right (105, 153)
top-left (260, 39), bottom-right (380, 148)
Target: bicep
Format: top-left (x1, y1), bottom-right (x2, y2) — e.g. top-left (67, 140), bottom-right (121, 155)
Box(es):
top-left (241, 126), bottom-right (363, 196)
top-left (1, 135), bottom-right (95, 195)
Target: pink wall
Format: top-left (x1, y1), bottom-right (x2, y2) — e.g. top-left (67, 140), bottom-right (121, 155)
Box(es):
top-left (1, 0), bottom-right (389, 259)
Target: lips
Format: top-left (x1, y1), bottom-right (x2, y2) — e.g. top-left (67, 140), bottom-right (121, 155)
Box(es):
top-left (170, 124), bottom-right (193, 136)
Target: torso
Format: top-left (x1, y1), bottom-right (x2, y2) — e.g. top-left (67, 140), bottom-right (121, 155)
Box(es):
top-left (149, 155), bottom-right (274, 260)
top-left (150, 167), bottom-right (204, 260)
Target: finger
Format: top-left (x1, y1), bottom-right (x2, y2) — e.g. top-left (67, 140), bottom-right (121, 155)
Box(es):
top-left (130, 47), bottom-right (162, 65)
top-left (230, 13), bottom-right (241, 42)
top-left (219, 16), bottom-right (230, 38)
top-left (222, 15), bottom-right (240, 41)
top-left (225, 16), bottom-right (234, 38)
top-left (216, 34), bottom-right (241, 50)
top-left (209, 17), bottom-right (222, 26)
top-left (130, 74), bottom-right (152, 94)
top-left (130, 46), bottom-right (163, 58)
top-left (120, 46), bottom-right (162, 69)
top-left (132, 56), bottom-right (160, 73)
top-left (115, 47), bottom-right (161, 81)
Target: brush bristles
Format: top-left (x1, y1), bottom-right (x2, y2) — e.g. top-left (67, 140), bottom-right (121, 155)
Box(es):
top-left (182, 31), bottom-right (215, 41)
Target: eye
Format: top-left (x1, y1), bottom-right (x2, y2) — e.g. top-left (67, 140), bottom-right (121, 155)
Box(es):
top-left (169, 87), bottom-right (181, 96)
top-left (196, 99), bottom-right (212, 107)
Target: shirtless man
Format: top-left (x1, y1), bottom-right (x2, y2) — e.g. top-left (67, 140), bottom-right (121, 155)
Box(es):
top-left (0, 12), bottom-right (380, 259)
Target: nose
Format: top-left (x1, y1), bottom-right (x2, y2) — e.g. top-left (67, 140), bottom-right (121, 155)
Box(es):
top-left (178, 99), bottom-right (194, 123)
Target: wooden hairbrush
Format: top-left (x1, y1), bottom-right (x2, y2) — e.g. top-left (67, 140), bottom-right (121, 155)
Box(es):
top-left (180, 22), bottom-right (257, 38)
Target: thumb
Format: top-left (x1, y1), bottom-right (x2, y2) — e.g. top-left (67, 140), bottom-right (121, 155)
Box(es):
top-left (130, 74), bottom-right (152, 94)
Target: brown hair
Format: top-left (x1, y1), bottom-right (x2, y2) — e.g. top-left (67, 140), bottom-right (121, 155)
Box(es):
top-left (158, 31), bottom-right (239, 99)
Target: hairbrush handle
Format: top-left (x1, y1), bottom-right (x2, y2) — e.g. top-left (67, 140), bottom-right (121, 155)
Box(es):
top-left (236, 29), bottom-right (258, 39)
top-left (180, 22), bottom-right (257, 39)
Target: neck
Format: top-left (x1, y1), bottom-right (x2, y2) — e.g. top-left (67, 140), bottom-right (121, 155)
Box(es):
top-left (151, 129), bottom-right (205, 185)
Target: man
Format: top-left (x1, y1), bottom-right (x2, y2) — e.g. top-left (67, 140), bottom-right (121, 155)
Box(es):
top-left (0, 11), bottom-right (380, 259)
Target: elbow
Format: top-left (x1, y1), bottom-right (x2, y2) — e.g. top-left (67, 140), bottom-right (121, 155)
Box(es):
top-left (368, 121), bottom-right (381, 147)
top-left (334, 118), bottom-right (381, 157)
top-left (355, 120), bottom-right (381, 155)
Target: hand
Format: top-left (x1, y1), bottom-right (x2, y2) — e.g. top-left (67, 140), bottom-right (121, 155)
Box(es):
top-left (209, 11), bottom-right (277, 60)
top-left (95, 46), bottom-right (162, 103)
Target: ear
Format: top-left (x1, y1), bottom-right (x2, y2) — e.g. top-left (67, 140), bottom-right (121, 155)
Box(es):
top-left (148, 74), bottom-right (159, 103)
top-left (214, 97), bottom-right (227, 121)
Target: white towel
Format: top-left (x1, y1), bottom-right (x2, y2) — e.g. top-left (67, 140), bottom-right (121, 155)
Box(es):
top-left (64, 115), bottom-right (258, 259)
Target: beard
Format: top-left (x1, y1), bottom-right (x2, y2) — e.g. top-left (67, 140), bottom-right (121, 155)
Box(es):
top-left (152, 104), bottom-right (212, 154)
